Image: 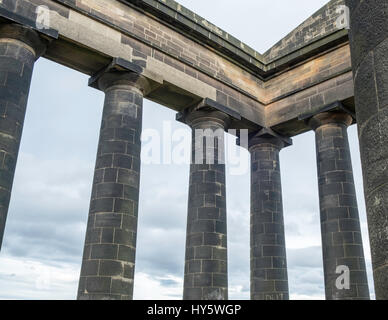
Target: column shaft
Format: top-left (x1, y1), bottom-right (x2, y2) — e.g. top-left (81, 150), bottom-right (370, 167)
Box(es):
top-left (311, 112), bottom-right (369, 300)
top-left (183, 110), bottom-right (229, 300)
top-left (346, 0), bottom-right (388, 299)
top-left (249, 133), bottom-right (289, 300)
top-left (0, 24), bottom-right (46, 249)
top-left (78, 73), bottom-right (145, 300)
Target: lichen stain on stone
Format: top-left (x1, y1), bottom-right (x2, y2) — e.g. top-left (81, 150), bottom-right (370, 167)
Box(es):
top-left (201, 19), bottom-right (223, 36)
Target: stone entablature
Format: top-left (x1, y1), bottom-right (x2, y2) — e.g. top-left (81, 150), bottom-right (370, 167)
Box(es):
top-left (0, 0), bottom-right (352, 137)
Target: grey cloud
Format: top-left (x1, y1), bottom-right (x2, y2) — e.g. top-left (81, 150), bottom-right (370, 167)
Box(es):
top-left (287, 247), bottom-right (324, 269)
top-left (159, 279), bottom-right (181, 287)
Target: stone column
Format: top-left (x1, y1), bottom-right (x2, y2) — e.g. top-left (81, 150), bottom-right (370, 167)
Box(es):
top-left (249, 129), bottom-right (291, 300)
top-left (0, 24), bottom-right (47, 249)
top-left (180, 106), bottom-right (230, 300)
top-left (78, 67), bottom-right (149, 300)
top-left (309, 111), bottom-right (370, 300)
top-left (346, 0), bottom-right (388, 299)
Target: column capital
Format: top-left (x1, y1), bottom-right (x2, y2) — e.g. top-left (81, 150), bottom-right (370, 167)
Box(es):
top-left (308, 111), bottom-right (353, 130)
top-left (248, 128), bottom-right (292, 151)
top-left (300, 101), bottom-right (355, 130)
top-left (89, 58), bottom-right (150, 94)
top-left (0, 23), bottom-right (49, 59)
top-left (176, 98), bottom-right (240, 130)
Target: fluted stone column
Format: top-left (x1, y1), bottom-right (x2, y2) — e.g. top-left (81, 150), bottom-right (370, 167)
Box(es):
top-left (180, 106), bottom-right (230, 300)
top-left (249, 129), bottom-right (291, 300)
top-left (346, 0), bottom-right (388, 299)
top-left (0, 24), bottom-right (47, 249)
top-left (309, 111), bottom-right (369, 300)
top-left (78, 65), bottom-right (149, 300)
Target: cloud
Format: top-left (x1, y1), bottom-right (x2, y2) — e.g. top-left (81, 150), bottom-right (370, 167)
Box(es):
top-left (288, 247), bottom-right (323, 269)
top-left (0, 255), bottom-right (79, 300)
top-left (136, 227), bottom-right (186, 276)
top-left (287, 247), bottom-right (326, 299)
top-left (134, 273), bottom-right (183, 300)
top-left (2, 152), bottom-right (91, 263)
top-left (289, 267), bottom-right (325, 299)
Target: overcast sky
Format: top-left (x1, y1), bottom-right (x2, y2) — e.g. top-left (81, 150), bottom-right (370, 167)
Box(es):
top-left (0, 0), bottom-right (375, 300)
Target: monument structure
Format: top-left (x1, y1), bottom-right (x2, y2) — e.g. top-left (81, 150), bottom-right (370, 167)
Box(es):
top-left (346, 0), bottom-right (388, 300)
top-left (0, 0), bottom-right (385, 300)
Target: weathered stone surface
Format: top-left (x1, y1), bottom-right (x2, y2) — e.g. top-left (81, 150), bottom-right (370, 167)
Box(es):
top-left (180, 106), bottom-right (230, 300)
top-left (248, 129), bottom-right (291, 300)
top-left (309, 111), bottom-right (369, 300)
top-left (0, 0), bottom-right (353, 134)
top-left (0, 24), bottom-right (46, 249)
top-left (265, 0), bottom-right (345, 62)
top-left (347, 0), bottom-right (388, 300)
top-left (348, 0), bottom-right (388, 70)
top-left (78, 70), bottom-right (147, 300)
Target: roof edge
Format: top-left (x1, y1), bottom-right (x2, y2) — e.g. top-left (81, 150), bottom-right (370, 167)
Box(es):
top-left (123, 0), bottom-right (348, 78)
